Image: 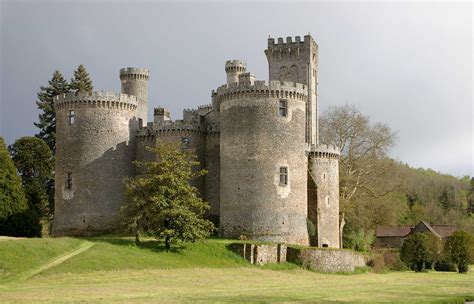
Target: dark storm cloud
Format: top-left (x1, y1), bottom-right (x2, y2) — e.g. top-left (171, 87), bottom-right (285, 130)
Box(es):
top-left (0, 0), bottom-right (472, 176)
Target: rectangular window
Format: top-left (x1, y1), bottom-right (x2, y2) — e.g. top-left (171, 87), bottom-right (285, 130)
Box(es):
top-left (68, 110), bottom-right (75, 125)
top-left (279, 167), bottom-right (288, 186)
top-left (278, 100), bottom-right (288, 117)
top-left (66, 172), bottom-right (73, 190)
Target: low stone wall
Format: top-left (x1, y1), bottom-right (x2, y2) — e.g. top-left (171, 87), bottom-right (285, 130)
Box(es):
top-left (287, 247), bottom-right (366, 272)
top-left (229, 243), bottom-right (366, 272)
top-left (228, 243), bottom-right (287, 265)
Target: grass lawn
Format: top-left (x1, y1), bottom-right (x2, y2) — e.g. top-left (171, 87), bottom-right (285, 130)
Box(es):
top-left (0, 237), bottom-right (473, 303)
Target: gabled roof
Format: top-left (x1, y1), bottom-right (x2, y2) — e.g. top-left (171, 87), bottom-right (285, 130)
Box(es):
top-left (414, 221), bottom-right (442, 238)
top-left (430, 225), bottom-right (457, 238)
top-left (376, 221), bottom-right (457, 238)
top-left (376, 226), bottom-right (413, 237)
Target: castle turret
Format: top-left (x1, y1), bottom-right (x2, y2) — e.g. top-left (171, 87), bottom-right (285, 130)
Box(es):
top-left (218, 80), bottom-right (309, 245)
top-left (120, 67), bottom-right (150, 124)
top-left (307, 144), bottom-right (341, 248)
top-left (225, 60), bottom-right (247, 85)
top-left (52, 91), bottom-right (139, 235)
top-left (265, 35), bottom-right (319, 145)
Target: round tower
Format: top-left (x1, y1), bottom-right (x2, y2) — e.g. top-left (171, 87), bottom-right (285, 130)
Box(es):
top-left (218, 80), bottom-right (309, 245)
top-left (52, 91), bottom-right (139, 236)
top-left (120, 67), bottom-right (149, 123)
top-left (225, 60), bottom-right (247, 85)
top-left (307, 144), bottom-right (340, 248)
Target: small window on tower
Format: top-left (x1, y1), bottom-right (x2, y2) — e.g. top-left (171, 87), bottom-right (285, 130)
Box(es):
top-left (68, 110), bottom-right (75, 125)
top-left (278, 100), bottom-right (288, 117)
top-left (65, 173), bottom-right (73, 190)
top-left (279, 167), bottom-right (288, 186)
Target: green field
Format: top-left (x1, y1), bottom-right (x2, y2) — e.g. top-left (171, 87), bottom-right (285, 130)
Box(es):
top-left (0, 237), bottom-right (473, 303)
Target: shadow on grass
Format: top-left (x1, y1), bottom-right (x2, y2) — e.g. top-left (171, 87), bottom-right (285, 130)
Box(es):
top-left (79, 236), bottom-right (185, 253)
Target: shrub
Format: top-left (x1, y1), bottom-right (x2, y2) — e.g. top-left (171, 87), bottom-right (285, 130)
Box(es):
top-left (400, 233), bottom-right (431, 272)
top-left (434, 260), bottom-right (456, 272)
top-left (382, 249), bottom-right (408, 271)
top-left (0, 209), bottom-right (41, 237)
top-left (367, 253), bottom-right (386, 273)
top-left (443, 231), bottom-right (474, 273)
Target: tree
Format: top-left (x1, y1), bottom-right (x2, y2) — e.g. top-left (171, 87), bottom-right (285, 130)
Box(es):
top-left (400, 233), bottom-right (431, 272)
top-left (320, 105), bottom-right (397, 205)
top-left (121, 143), bottom-right (214, 249)
top-left (0, 137), bottom-right (29, 221)
top-left (345, 228), bottom-right (375, 252)
top-left (70, 64), bottom-right (93, 94)
top-left (34, 70), bottom-right (70, 153)
top-left (8, 137), bottom-right (54, 218)
top-left (0, 137), bottom-right (40, 237)
top-left (468, 178), bottom-right (474, 214)
top-left (443, 231), bottom-right (474, 273)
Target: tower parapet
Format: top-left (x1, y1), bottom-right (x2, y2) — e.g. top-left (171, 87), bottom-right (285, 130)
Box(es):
top-left (225, 60), bottom-right (247, 85)
top-left (120, 67), bottom-right (150, 123)
top-left (307, 144), bottom-right (340, 159)
top-left (54, 91), bottom-right (137, 110)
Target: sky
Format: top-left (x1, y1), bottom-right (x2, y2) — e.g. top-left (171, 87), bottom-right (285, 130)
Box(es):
top-left (0, 0), bottom-right (472, 177)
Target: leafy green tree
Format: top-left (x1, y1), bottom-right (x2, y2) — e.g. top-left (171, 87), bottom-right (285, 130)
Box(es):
top-left (0, 137), bottom-right (29, 221)
top-left (121, 143), bottom-right (214, 249)
top-left (70, 64), bottom-right (93, 94)
top-left (0, 137), bottom-right (40, 237)
top-left (8, 137), bottom-right (54, 218)
top-left (443, 231), bottom-right (474, 273)
top-left (400, 233), bottom-right (431, 272)
top-left (34, 70), bottom-right (70, 153)
top-left (345, 228), bottom-right (375, 252)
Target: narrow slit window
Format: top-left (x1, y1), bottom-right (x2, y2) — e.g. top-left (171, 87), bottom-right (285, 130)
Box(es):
top-left (279, 167), bottom-right (288, 186)
top-left (278, 100), bottom-right (288, 117)
top-left (66, 172), bottom-right (73, 190)
top-left (68, 110), bottom-right (75, 125)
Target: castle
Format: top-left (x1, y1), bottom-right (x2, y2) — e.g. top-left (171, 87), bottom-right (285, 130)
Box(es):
top-left (53, 34), bottom-right (342, 248)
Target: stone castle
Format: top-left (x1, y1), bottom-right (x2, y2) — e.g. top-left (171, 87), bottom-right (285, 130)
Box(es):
top-left (53, 34), bottom-right (342, 248)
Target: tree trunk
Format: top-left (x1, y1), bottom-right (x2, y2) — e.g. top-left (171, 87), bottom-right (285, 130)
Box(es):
top-left (165, 236), bottom-right (170, 250)
top-left (135, 229), bottom-right (140, 245)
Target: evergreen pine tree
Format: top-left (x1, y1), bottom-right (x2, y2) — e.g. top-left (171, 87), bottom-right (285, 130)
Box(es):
top-left (34, 70), bottom-right (70, 153)
top-left (70, 64), bottom-right (93, 94)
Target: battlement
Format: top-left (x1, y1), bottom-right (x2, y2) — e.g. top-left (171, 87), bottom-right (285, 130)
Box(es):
top-left (119, 67), bottom-right (150, 80)
top-left (225, 60), bottom-right (247, 72)
top-left (54, 91), bottom-right (138, 110)
top-left (213, 80), bottom-right (308, 102)
top-left (267, 35), bottom-right (316, 49)
top-left (307, 143), bottom-right (341, 159)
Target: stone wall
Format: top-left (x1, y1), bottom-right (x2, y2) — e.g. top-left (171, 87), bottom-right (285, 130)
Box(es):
top-left (229, 243), bottom-right (287, 265)
top-left (230, 243), bottom-right (366, 272)
top-left (287, 247), bottom-right (366, 273)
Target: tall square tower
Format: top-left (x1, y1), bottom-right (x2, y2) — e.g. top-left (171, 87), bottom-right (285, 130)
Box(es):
top-left (265, 35), bottom-right (319, 145)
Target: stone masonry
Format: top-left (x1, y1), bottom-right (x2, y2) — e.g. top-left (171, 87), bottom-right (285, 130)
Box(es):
top-left (53, 34), bottom-right (342, 248)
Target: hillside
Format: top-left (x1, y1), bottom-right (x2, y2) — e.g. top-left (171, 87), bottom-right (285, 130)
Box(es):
top-left (0, 237), bottom-right (473, 303)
